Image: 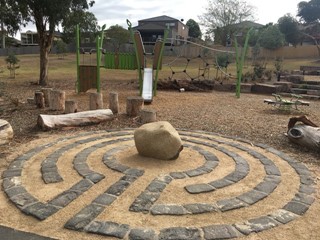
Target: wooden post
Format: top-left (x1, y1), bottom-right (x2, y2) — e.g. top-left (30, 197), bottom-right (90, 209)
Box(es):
top-left (41, 87), bottom-right (53, 107)
top-left (109, 92), bottom-right (119, 114)
top-left (126, 96), bottom-right (144, 117)
top-left (34, 91), bottom-right (45, 108)
top-left (89, 92), bottom-right (103, 110)
top-left (65, 100), bottom-right (78, 114)
top-left (140, 109), bottom-right (156, 124)
top-left (49, 90), bottom-right (65, 111)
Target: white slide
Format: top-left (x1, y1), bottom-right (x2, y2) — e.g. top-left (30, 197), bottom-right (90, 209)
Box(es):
top-left (142, 68), bottom-right (153, 103)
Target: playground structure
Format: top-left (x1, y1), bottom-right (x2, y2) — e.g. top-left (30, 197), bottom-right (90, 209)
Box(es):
top-left (76, 20), bottom-right (168, 102)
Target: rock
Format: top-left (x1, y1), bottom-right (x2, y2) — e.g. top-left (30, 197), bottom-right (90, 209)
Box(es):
top-left (134, 121), bottom-right (183, 160)
top-left (0, 119), bottom-right (13, 145)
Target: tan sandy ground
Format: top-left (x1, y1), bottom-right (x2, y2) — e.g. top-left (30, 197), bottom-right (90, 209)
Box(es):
top-left (0, 79), bottom-right (320, 239)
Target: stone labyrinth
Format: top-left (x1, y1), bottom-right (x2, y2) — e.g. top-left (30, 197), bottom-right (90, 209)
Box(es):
top-left (2, 129), bottom-right (316, 239)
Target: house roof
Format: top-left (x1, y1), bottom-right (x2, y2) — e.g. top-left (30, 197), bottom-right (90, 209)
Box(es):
top-left (139, 15), bottom-right (180, 23)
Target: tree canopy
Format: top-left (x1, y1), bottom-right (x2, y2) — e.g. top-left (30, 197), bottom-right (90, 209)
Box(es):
top-left (297, 0), bottom-right (320, 23)
top-left (199, 0), bottom-right (256, 45)
top-left (7, 0), bottom-right (95, 85)
top-left (104, 25), bottom-right (130, 52)
top-left (277, 14), bottom-right (301, 46)
top-left (186, 19), bottom-right (202, 39)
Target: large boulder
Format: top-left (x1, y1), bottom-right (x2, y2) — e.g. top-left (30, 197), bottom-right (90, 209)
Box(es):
top-left (0, 119), bottom-right (13, 145)
top-left (134, 121), bottom-right (183, 160)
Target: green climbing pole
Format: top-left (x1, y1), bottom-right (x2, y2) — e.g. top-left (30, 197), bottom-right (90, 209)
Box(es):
top-left (235, 28), bottom-right (253, 98)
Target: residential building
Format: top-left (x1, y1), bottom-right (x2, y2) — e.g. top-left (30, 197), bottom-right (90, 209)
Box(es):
top-left (133, 15), bottom-right (189, 45)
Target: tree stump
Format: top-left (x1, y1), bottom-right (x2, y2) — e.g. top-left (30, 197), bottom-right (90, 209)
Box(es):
top-left (109, 92), bottom-right (119, 114)
top-left (41, 88), bottom-right (53, 107)
top-left (126, 96), bottom-right (144, 117)
top-left (49, 90), bottom-right (65, 111)
top-left (0, 119), bottom-right (13, 145)
top-left (34, 91), bottom-right (45, 108)
top-left (89, 92), bottom-right (103, 110)
top-left (140, 109), bottom-right (156, 124)
top-left (65, 100), bottom-right (78, 114)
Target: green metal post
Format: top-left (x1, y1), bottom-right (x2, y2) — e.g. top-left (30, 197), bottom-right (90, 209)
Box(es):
top-left (235, 28), bottom-right (253, 98)
top-left (96, 36), bottom-right (101, 92)
top-left (154, 28), bottom-right (169, 96)
top-left (127, 19), bottom-right (143, 95)
top-left (76, 24), bottom-right (80, 93)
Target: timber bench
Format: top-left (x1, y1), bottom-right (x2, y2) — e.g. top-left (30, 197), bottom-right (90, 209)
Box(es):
top-left (264, 93), bottom-right (310, 110)
top-left (300, 66), bottom-right (320, 75)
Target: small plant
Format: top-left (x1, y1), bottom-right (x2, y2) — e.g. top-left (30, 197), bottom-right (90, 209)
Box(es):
top-left (253, 62), bottom-right (266, 80)
top-left (5, 53), bottom-right (20, 78)
top-left (274, 57), bottom-right (283, 81)
top-left (55, 40), bottom-right (68, 59)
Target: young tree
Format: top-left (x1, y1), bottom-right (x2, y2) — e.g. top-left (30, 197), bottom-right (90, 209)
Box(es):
top-left (199, 0), bottom-right (256, 44)
top-left (186, 19), bottom-right (202, 39)
top-left (277, 14), bottom-right (301, 46)
top-left (9, 0), bottom-right (94, 86)
top-left (259, 25), bottom-right (285, 50)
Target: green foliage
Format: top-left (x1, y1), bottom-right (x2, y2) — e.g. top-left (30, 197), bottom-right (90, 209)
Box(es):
top-left (297, 0), bottom-right (320, 23)
top-left (277, 14), bottom-right (301, 46)
top-left (105, 25), bottom-right (130, 52)
top-left (251, 43), bottom-right (261, 63)
top-left (274, 57), bottom-right (283, 73)
top-left (258, 25), bottom-right (285, 49)
top-left (62, 10), bottom-right (98, 44)
top-left (215, 53), bottom-right (230, 68)
top-left (5, 53), bottom-right (20, 78)
top-left (186, 19), bottom-right (202, 39)
top-left (253, 62), bottom-right (266, 79)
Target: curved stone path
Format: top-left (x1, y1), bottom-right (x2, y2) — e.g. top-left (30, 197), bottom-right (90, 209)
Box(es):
top-left (1, 129), bottom-right (316, 239)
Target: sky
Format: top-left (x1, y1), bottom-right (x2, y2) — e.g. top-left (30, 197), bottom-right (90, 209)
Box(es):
top-left (90, 0), bottom-right (302, 28)
top-left (20, 0), bottom-right (302, 37)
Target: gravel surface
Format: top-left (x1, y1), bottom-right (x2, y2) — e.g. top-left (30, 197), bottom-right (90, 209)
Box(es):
top-left (0, 79), bottom-right (319, 167)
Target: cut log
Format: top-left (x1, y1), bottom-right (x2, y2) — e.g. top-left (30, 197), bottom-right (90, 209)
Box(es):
top-left (65, 100), bottom-right (78, 114)
top-left (37, 109), bottom-right (113, 130)
top-left (89, 92), bottom-right (103, 110)
top-left (140, 109), bottom-right (156, 124)
top-left (49, 90), bottom-right (65, 111)
top-left (41, 88), bottom-right (53, 107)
top-left (35, 91), bottom-right (45, 108)
top-left (0, 119), bottom-right (13, 145)
top-left (109, 92), bottom-right (119, 114)
top-left (126, 96), bottom-right (144, 117)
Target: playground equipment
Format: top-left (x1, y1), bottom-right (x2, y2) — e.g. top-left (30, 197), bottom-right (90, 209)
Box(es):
top-left (76, 21), bottom-right (168, 103)
top-left (264, 93), bottom-right (310, 110)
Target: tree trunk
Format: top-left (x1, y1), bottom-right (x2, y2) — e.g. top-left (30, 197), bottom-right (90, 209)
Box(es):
top-left (41, 88), bottom-right (53, 107)
top-left (39, 44), bottom-right (49, 86)
top-left (109, 92), bottom-right (119, 114)
top-left (89, 92), bottom-right (104, 110)
top-left (1, 21), bottom-right (5, 49)
top-left (65, 100), bottom-right (78, 114)
top-left (35, 91), bottom-right (45, 108)
top-left (37, 109), bottom-right (113, 130)
top-left (49, 90), bottom-right (65, 111)
top-left (126, 96), bottom-right (144, 117)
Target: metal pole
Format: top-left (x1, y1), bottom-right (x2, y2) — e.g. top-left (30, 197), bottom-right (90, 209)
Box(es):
top-left (76, 24), bottom-right (80, 93)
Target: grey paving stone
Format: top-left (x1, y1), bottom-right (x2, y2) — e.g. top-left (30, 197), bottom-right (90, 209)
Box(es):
top-left (22, 202), bottom-right (60, 220)
top-left (264, 164), bottom-right (281, 176)
top-left (64, 204), bottom-right (105, 230)
top-left (300, 175), bottom-right (315, 185)
top-left (69, 179), bottom-right (94, 193)
top-left (225, 170), bottom-right (247, 183)
top-left (183, 203), bottom-right (217, 214)
top-left (106, 161), bottom-right (130, 173)
top-left (185, 183), bottom-right (215, 194)
top-left (129, 228), bottom-right (157, 240)
top-left (129, 191), bottom-right (160, 213)
top-left (85, 173), bottom-right (105, 183)
top-left (236, 189), bottom-right (268, 205)
top-left (209, 179), bottom-right (234, 189)
top-left (42, 172), bottom-right (63, 184)
top-left (10, 193), bottom-right (38, 208)
top-left (299, 184), bottom-right (316, 194)
top-left (106, 180), bottom-right (131, 196)
top-left (49, 191), bottom-right (79, 208)
top-left (85, 221), bottom-right (130, 238)
top-left (8, 160), bottom-right (25, 169)
top-left (2, 177), bottom-right (20, 190)
top-left (170, 172), bottom-right (187, 179)
top-left (2, 169), bottom-right (22, 178)
top-left (5, 186), bottom-right (28, 198)
top-left (125, 168), bottom-right (145, 177)
top-left (217, 198), bottom-right (247, 212)
top-left (203, 224), bottom-right (242, 239)
top-left (156, 175), bottom-right (173, 184)
top-left (159, 227), bottom-right (201, 240)
top-left (235, 216), bottom-right (278, 235)
top-left (93, 193), bottom-right (117, 206)
top-left (151, 204), bottom-right (188, 215)
top-left (146, 180), bottom-right (167, 193)
top-left (293, 193), bottom-right (315, 206)
top-left (254, 180), bottom-right (278, 195)
top-left (283, 201), bottom-right (310, 216)
top-left (269, 209), bottom-right (298, 224)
